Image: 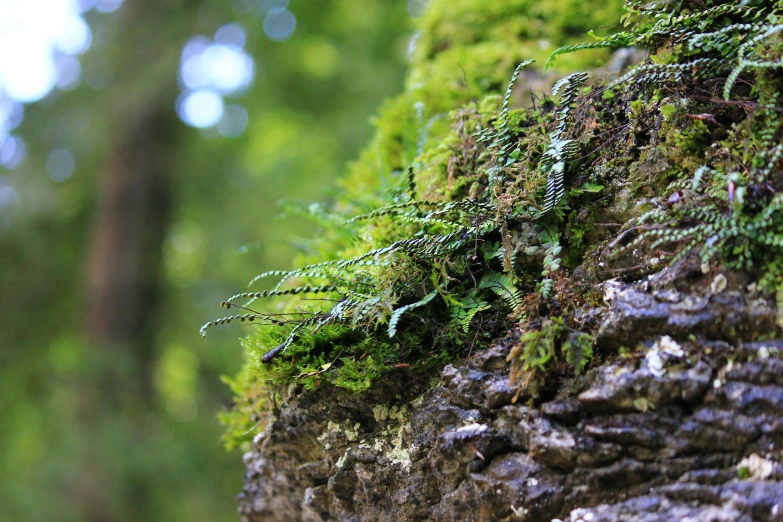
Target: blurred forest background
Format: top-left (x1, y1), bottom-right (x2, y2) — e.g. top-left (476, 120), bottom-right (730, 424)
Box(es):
top-left (0, 0), bottom-right (415, 520)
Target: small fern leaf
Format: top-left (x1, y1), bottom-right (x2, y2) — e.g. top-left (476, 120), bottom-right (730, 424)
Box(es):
top-left (499, 60), bottom-right (535, 129)
top-left (460, 302), bottom-right (489, 332)
top-left (200, 313), bottom-right (260, 337)
top-left (545, 33), bottom-right (633, 69)
top-left (479, 271), bottom-right (523, 309)
top-left (387, 291), bottom-right (437, 338)
top-left (227, 285), bottom-right (339, 303)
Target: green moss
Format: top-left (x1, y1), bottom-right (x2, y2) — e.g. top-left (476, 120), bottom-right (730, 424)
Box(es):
top-left (216, 0), bottom-right (783, 450)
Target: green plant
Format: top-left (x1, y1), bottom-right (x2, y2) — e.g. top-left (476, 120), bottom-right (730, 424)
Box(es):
top-left (541, 72), bottom-right (588, 214)
top-left (211, 0), bottom-right (783, 408)
top-left (203, 53), bottom-right (603, 390)
top-left (552, 0), bottom-right (783, 296)
top-left (549, 2), bottom-right (782, 98)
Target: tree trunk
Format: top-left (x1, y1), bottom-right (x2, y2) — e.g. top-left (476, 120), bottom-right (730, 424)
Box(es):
top-left (84, 0), bottom-right (188, 400)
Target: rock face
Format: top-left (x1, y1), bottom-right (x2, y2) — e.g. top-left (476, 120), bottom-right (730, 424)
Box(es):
top-left (229, 0), bottom-right (783, 518)
top-left (238, 255), bottom-right (783, 521)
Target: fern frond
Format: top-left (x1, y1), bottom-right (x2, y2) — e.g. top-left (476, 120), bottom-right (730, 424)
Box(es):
top-left (226, 285), bottom-right (339, 303)
top-left (647, 4), bottom-right (761, 36)
top-left (261, 315), bottom-right (324, 362)
top-left (345, 199), bottom-right (494, 224)
top-left (388, 291), bottom-right (438, 338)
top-left (563, 332), bottom-right (594, 375)
top-left (498, 60), bottom-right (535, 133)
top-left (200, 313), bottom-right (262, 337)
top-left (407, 165), bottom-right (417, 200)
top-left (538, 72), bottom-right (588, 214)
top-left (546, 33), bottom-right (634, 69)
top-left (450, 295), bottom-right (490, 333)
top-left (724, 24), bottom-right (783, 100)
top-left (479, 271), bottom-right (523, 309)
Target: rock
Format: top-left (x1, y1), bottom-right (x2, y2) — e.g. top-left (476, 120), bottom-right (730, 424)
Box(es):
top-left (234, 3), bottom-right (783, 520)
top-left (238, 257), bottom-right (783, 521)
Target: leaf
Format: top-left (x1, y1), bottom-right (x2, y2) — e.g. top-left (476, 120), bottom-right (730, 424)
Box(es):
top-left (479, 271), bottom-right (523, 309)
top-left (387, 291), bottom-right (438, 338)
top-left (581, 183), bottom-right (604, 193)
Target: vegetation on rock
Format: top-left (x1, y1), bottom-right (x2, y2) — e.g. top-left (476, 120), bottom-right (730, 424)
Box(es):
top-left (211, 0), bottom-right (783, 451)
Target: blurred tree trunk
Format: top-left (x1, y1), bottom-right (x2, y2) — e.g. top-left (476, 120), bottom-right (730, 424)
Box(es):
top-left (85, 0), bottom-right (188, 400)
top-left (85, 103), bottom-right (177, 399)
top-left (81, 2), bottom-right (191, 521)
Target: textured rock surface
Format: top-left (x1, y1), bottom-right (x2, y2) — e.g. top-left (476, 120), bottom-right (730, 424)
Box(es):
top-left (231, 1), bottom-right (783, 517)
top-left (239, 256), bottom-right (783, 521)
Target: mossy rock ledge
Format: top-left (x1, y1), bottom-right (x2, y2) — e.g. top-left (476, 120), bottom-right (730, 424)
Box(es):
top-left (225, 1), bottom-right (783, 520)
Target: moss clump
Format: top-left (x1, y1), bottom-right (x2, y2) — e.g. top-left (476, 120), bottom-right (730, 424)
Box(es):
top-left (214, 0), bottom-right (783, 449)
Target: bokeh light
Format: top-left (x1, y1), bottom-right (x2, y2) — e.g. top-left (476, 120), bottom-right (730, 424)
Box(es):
top-left (176, 24), bottom-right (255, 134)
top-left (46, 148), bottom-right (76, 182)
top-left (0, 136), bottom-right (26, 169)
top-left (0, 0), bottom-right (92, 102)
top-left (263, 7), bottom-right (296, 42)
top-left (0, 0), bottom-right (113, 172)
top-left (216, 104), bottom-right (249, 138)
top-left (177, 89), bottom-right (225, 129)
top-left (94, 0), bottom-right (123, 13)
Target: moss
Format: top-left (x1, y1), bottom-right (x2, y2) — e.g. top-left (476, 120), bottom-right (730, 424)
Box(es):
top-left (338, 0), bottom-right (623, 209)
top-left (216, 0), bottom-right (783, 450)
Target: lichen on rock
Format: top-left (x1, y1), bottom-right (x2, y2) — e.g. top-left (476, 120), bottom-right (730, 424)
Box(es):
top-left (212, 0), bottom-right (783, 519)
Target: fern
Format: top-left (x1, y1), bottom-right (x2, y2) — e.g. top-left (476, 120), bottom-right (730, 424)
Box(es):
top-left (388, 291), bottom-right (438, 338)
top-left (478, 271), bottom-right (523, 309)
top-left (475, 59), bottom-right (535, 189)
top-left (515, 324), bottom-right (557, 372)
top-left (545, 32), bottom-right (634, 69)
top-left (202, 174), bottom-right (516, 364)
top-left (547, 1), bottom-right (782, 98)
top-left (205, 56), bottom-right (598, 373)
top-left (615, 91), bottom-right (783, 289)
top-left (498, 60), bottom-right (535, 139)
top-left (724, 24), bottom-right (783, 100)
top-left (449, 294), bottom-right (491, 333)
top-left (541, 72), bottom-right (588, 214)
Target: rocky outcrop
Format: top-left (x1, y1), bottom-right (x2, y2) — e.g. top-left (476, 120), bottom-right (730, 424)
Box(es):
top-left (229, 0), bottom-right (783, 518)
top-left (238, 255), bottom-right (783, 521)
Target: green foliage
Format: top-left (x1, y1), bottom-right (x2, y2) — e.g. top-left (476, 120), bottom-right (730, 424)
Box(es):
top-left (537, 224), bottom-right (562, 299)
top-left (517, 321), bottom-right (559, 372)
top-left (389, 291), bottom-right (438, 338)
top-left (210, 0), bottom-right (646, 452)
top-left (549, 0), bottom-right (783, 98)
top-left (599, 9), bottom-right (783, 294)
top-left (230, 0), bottom-right (783, 400)
top-left (213, 0), bottom-right (636, 412)
top-left (563, 332), bottom-right (594, 375)
top-left (450, 293), bottom-right (491, 333)
top-left (207, 55), bottom-right (604, 394)
top-left (546, 0), bottom-right (783, 304)
top-left (479, 271), bottom-right (524, 309)
top-left (476, 60), bottom-right (536, 163)
top-left (545, 31), bottom-right (635, 69)
top-left (539, 72), bottom-right (587, 221)
top-left (509, 318), bottom-right (594, 376)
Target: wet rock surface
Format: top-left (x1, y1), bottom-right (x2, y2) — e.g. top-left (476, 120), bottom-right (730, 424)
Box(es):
top-left (239, 261), bottom-right (783, 521)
